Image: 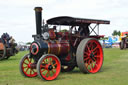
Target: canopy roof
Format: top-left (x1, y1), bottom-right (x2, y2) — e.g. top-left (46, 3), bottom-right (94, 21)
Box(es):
top-left (47, 16), bottom-right (110, 26)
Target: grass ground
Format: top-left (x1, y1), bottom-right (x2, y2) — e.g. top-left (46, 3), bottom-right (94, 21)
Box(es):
top-left (0, 48), bottom-right (128, 85)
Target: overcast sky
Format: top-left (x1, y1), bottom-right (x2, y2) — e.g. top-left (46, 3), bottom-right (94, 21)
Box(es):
top-left (0, 0), bottom-right (128, 43)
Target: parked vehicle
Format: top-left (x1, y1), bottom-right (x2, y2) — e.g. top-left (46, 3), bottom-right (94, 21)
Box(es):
top-left (19, 7), bottom-right (110, 80)
top-left (119, 32), bottom-right (128, 49)
top-left (0, 33), bottom-right (18, 60)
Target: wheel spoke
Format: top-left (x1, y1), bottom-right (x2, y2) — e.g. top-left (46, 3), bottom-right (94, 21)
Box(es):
top-left (89, 61), bottom-right (93, 71)
top-left (40, 64), bottom-right (46, 68)
top-left (95, 63), bottom-right (98, 67)
top-left (53, 67), bottom-right (57, 70)
top-left (23, 66), bottom-right (28, 68)
top-left (46, 58), bottom-right (49, 63)
top-left (91, 61), bottom-right (94, 68)
top-left (90, 64), bottom-right (92, 71)
top-left (84, 57), bottom-right (89, 61)
top-left (84, 52), bottom-right (90, 56)
top-left (48, 58), bottom-right (50, 63)
top-left (89, 42), bottom-right (94, 50)
top-left (44, 59), bottom-right (47, 64)
top-left (25, 68), bottom-right (29, 73)
top-left (51, 69), bottom-right (54, 74)
top-left (88, 59), bottom-right (91, 65)
top-left (45, 71), bottom-right (49, 77)
top-left (93, 50), bottom-right (97, 55)
top-left (41, 69), bottom-right (46, 73)
top-left (52, 63), bottom-right (57, 67)
top-left (48, 71), bottom-right (50, 77)
top-left (42, 60), bottom-right (46, 64)
top-left (30, 69), bottom-right (32, 75)
top-left (86, 45), bottom-right (91, 53)
top-left (23, 62), bottom-right (28, 65)
top-left (49, 58), bottom-right (52, 64)
top-left (94, 55), bottom-right (100, 58)
top-left (92, 46), bottom-right (98, 52)
top-left (30, 58), bottom-right (32, 63)
top-left (92, 56), bottom-right (96, 61)
top-left (94, 62), bottom-right (98, 67)
top-left (26, 57), bottom-right (30, 63)
top-left (32, 69), bottom-right (35, 73)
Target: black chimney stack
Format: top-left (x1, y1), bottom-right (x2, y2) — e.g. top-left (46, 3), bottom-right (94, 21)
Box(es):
top-left (34, 7), bottom-right (42, 35)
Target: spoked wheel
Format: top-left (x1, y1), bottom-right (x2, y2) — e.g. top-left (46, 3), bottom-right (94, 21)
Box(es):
top-left (4, 48), bottom-right (13, 59)
top-left (120, 41), bottom-right (124, 50)
top-left (37, 54), bottom-right (61, 80)
top-left (19, 54), bottom-right (37, 77)
top-left (76, 38), bottom-right (103, 73)
top-left (0, 43), bottom-right (6, 60)
top-left (61, 65), bottom-right (75, 72)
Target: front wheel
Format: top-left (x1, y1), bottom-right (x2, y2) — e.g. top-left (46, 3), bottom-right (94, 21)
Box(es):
top-left (76, 38), bottom-right (103, 73)
top-left (0, 43), bottom-right (6, 60)
top-left (19, 54), bottom-right (37, 77)
top-left (37, 54), bottom-right (61, 80)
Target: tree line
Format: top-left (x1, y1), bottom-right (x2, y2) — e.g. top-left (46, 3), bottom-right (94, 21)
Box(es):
top-left (112, 30), bottom-right (121, 36)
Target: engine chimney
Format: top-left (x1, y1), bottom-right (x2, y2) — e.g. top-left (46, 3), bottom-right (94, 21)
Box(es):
top-left (34, 7), bottom-right (43, 35)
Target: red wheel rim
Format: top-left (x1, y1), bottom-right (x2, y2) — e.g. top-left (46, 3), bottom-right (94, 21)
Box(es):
top-left (84, 40), bottom-right (103, 73)
top-left (30, 43), bottom-right (39, 55)
top-left (22, 55), bottom-right (37, 77)
top-left (39, 56), bottom-right (61, 80)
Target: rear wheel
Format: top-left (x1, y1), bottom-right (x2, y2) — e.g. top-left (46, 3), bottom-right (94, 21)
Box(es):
top-left (37, 54), bottom-right (61, 80)
top-left (120, 40), bottom-right (124, 50)
top-left (4, 48), bottom-right (13, 59)
top-left (76, 38), bottom-right (103, 73)
top-left (0, 43), bottom-right (6, 60)
top-left (19, 54), bottom-right (37, 77)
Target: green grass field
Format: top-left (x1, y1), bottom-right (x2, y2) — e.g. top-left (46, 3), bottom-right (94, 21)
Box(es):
top-left (0, 48), bottom-right (128, 85)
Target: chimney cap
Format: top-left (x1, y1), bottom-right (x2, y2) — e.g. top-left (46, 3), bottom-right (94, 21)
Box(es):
top-left (34, 7), bottom-right (43, 12)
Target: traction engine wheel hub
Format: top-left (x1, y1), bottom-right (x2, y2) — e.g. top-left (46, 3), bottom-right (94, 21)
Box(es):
top-left (28, 63), bottom-right (32, 68)
top-left (90, 53), bottom-right (95, 61)
top-left (48, 65), bottom-right (53, 70)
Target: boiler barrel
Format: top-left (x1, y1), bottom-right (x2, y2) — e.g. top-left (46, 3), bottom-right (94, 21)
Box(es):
top-left (30, 40), bottom-right (70, 56)
top-left (47, 41), bottom-right (70, 55)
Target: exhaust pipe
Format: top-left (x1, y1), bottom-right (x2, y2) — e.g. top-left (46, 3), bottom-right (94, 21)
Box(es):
top-left (34, 7), bottom-right (42, 35)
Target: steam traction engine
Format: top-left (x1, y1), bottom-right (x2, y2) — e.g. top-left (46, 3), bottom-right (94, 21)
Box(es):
top-left (19, 7), bottom-right (110, 80)
top-left (0, 34), bottom-right (18, 60)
